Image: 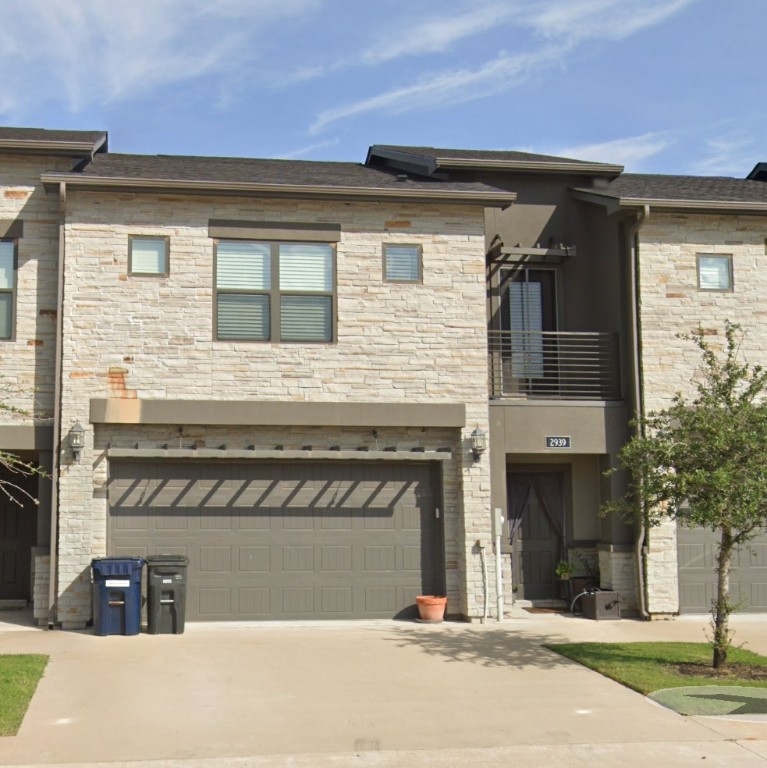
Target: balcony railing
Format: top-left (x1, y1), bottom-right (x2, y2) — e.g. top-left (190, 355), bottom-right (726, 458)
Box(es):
top-left (488, 330), bottom-right (621, 400)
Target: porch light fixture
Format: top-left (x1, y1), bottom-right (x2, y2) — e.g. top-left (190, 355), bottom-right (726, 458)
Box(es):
top-left (470, 428), bottom-right (487, 462)
top-left (69, 422), bottom-right (85, 462)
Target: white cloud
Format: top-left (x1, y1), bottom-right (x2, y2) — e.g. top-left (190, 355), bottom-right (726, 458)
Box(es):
top-left (520, 0), bottom-right (697, 43)
top-left (276, 138), bottom-right (340, 160)
top-left (0, 0), bottom-right (320, 116)
top-left (311, 47), bottom-right (561, 134)
top-left (311, 0), bottom-right (700, 132)
top-left (690, 132), bottom-right (757, 176)
top-left (361, 2), bottom-right (520, 65)
top-left (550, 132), bottom-right (674, 169)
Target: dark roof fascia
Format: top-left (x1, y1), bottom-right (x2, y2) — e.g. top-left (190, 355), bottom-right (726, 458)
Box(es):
top-left (433, 157), bottom-right (624, 176)
top-left (40, 172), bottom-right (516, 208)
top-left (747, 162), bottom-right (767, 181)
top-left (367, 145), bottom-right (623, 176)
top-left (0, 133), bottom-right (108, 158)
top-left (571, 187), bottom-right (767, 215)
top-left (365, 146), bottom-right (438, 176)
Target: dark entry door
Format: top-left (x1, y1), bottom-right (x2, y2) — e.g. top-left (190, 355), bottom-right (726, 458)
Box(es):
top-left (0, 469), bottom-right (37, 600)
top-left (508, 471), bottom-right (565, 601)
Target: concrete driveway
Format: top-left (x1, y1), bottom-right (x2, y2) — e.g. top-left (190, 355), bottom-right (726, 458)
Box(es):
top-left (1, 610), bottom-right (767, 767)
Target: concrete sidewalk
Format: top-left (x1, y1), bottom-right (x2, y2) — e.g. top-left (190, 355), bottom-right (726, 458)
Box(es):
top-left (1, 609), bottom-right (766, 767)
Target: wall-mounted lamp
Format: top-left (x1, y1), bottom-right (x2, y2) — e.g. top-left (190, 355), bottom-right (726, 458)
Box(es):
top-left (69, 421), bottom-right (85, 462)
top-left (470, 427), bottom-right (487, 462)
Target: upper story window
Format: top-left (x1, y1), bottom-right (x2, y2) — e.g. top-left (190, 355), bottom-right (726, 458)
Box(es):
top-left (129, 236), bottom-right (169, 276)
top-left (383, 244), bottom-right (422, 283)
top-left (215, 241), bottom-right (335, 342)
top-left (697, 254), bottom-right (732, 291)
top-left (0, 240), bottom-right (16, 340)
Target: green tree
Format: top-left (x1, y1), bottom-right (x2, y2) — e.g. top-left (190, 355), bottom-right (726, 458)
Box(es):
top-left (605, 322), bottom-right (767, 669)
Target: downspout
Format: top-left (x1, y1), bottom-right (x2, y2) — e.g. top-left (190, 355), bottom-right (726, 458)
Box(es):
top-left (626, 204), bottom-right (649, 619)
top-left (47, 181), bottom-right (66, 629)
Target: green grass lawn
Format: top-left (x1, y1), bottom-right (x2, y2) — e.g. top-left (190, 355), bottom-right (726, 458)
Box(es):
top-left (0, 655), bottom-right (48, 736)
top-left (546, 642), bottom-right (767, 696)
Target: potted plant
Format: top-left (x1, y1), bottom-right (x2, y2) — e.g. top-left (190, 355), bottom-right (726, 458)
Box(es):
top-left (554, 560), bottom-right (573, 581)
top-left (415, 595), bottom-right (447, 622)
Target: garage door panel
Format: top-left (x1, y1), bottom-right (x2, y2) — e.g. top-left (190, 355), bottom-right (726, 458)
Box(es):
top-left (198, 588), bottom-right (231, 616)
top-left (282, 546), bottom-right (314, 571)
top-left (238, 587), bottom-right (270, 615)
top-left (320, 546), bottom-right (352, 572)
top-left (199, 547), bottom-right (232, 572)
top-left (109, 460), bottom-right (442, 621)
top-left (321, 587), bottom-right (353, 613)
top-left (365, 586), bottom-right (396, 613)
top-left (200, 510), bottom-right (232, 530)
top-left (239, 546), bottom-right (270, 572)
top-left (678, 526), bottom-right (767, 613)
top-left (283, 587), bottom-right (314, 614)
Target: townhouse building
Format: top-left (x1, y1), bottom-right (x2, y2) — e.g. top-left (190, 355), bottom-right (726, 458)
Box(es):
top-left (1, 126), bottom-right (766, 627)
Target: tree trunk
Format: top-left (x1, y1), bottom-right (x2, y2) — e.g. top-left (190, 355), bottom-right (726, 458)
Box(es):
top-left (712, 526), bottom-right (733, 670)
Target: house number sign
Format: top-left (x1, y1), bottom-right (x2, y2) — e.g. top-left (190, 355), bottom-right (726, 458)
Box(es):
top-left (545, 436), bottom-right (571, 449)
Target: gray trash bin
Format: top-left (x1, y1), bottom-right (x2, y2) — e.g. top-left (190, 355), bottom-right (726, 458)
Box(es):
top-left (145, 554), bottom-right (189, 634)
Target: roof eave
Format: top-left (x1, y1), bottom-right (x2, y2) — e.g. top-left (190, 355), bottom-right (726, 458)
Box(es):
top-left (40, 173), bottom-right (516, 207)
top-left (0, 134), bottom-right (107, 158)
top-left (572, 189), bottom-right (767, 215)
top-left (435, 157), bottom-right (624, 176)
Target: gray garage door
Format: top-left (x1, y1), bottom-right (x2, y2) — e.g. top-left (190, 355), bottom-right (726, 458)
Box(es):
top-left (677, 526), bottom-right (767, 613)
top-left (108, 460), bottom-right (443, 621)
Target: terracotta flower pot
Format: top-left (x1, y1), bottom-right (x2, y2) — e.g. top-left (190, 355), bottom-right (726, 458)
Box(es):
top-left (415, 595), bottom-right (447, 622)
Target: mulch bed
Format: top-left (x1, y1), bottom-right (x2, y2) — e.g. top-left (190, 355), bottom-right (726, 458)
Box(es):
top-left (670, 662), bottom-right (767, 681)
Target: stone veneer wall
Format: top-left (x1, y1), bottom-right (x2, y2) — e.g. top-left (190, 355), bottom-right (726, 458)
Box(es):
top-left (0, 156), bottom-right (70, 426)
top-left (31, 550), bottom-right (50, 626)
top-left (638, 213), bottom-right (767, 614)
top-left (597, 547), bottom-right (637, 614)
top-left (56, 192), bottom-right (491, 627)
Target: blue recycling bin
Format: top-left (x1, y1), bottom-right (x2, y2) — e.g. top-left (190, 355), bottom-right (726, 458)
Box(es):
top-left (91, 557), bottom-right (144, 636)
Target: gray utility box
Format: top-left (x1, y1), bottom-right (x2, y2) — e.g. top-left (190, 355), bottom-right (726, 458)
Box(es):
top-left (582, 591), bottom-right (621, 621)
top-left (145, 554), bottom-right (189, 634)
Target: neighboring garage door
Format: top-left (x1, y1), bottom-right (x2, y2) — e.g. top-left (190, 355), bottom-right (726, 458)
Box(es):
top-left (678, 526), bottom-right (767, 613)
top-left (108, 460), bottom-right (443, 621)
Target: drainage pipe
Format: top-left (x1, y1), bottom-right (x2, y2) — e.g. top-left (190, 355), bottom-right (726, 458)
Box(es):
top-left (477, 540), bottom-right (488, 624)
top-left (626, 204), bottom-right (650, 620)
top-left (47, 181), bottom-right (66, 629)
top-left (494, 529), bottom-right (504, 622)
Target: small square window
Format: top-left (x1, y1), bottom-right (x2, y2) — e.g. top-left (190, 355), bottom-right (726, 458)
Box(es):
top-left (697, 254), bottom-right (732, 291)
top-left (384, 244), bottom-right (422, 283)
top-left (129, 236), bottom-right (169, 276)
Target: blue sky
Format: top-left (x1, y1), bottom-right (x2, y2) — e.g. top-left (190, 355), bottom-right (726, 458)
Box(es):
top-left (0, 0), bottom-right (764, 176)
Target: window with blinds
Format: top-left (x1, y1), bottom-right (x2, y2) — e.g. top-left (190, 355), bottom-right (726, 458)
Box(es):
top-left (215, 240), bottom-right (334, 342)
top-left (383, 244), bottom-right (422, 283)
top-left (129, 236), bottom-right (169, 276)
top-left (0, 240), bottom-right (15, 340)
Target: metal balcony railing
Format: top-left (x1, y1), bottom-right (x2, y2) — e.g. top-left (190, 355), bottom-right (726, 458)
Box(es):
top-left (488, 330), bottom-right (621, 400)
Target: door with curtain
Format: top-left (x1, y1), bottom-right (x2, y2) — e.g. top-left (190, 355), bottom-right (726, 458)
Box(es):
top-left (499, 267), bottom-right (557, 395)
top-left (507, 471), bottom-right (566, 600)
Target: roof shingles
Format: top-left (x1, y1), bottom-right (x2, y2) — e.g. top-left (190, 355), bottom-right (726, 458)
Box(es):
top-left (578, 173), bottom-right (767, 205)
top-left (45, 152), bottom-right (513, 201)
